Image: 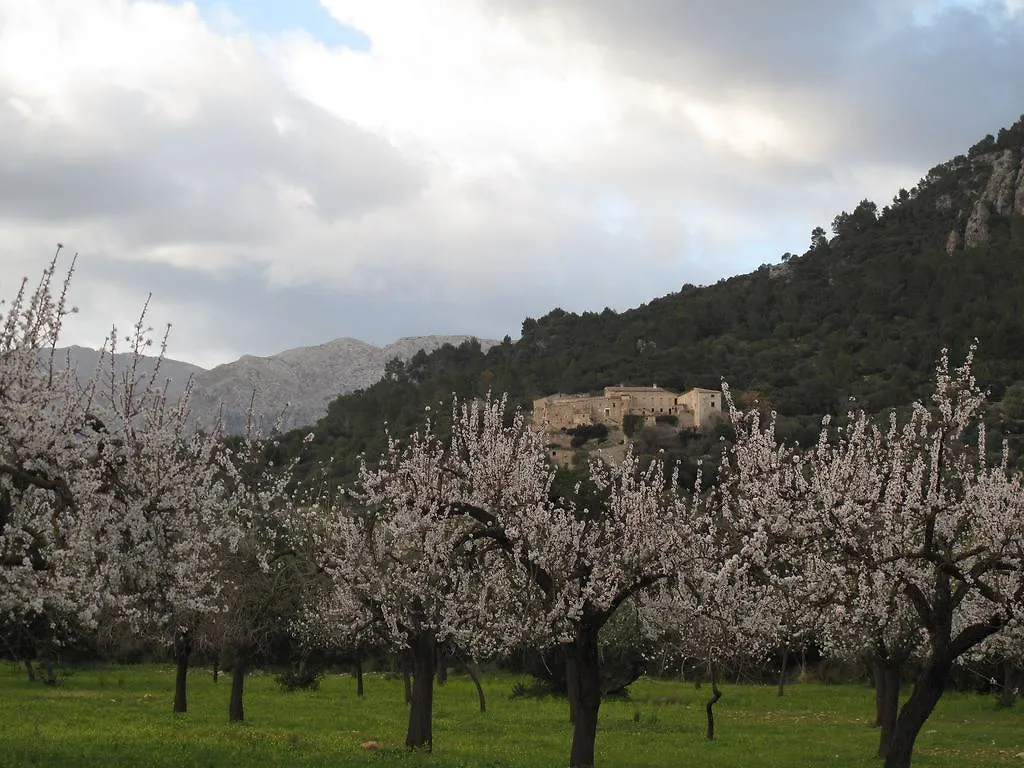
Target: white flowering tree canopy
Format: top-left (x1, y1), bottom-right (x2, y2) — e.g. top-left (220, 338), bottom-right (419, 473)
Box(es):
top-left (1, 255), bottom-right (275, 645)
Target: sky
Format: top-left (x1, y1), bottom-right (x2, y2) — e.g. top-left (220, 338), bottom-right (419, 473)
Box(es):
top-left (1, 1), bottom-right (1023, 369)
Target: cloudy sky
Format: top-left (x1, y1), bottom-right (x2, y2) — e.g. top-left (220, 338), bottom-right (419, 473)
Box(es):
top-left (1, 0), bottom-right (1023, 368)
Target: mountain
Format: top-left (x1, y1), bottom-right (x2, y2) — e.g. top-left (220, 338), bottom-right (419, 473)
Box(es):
top-left (284, 115), bottom-right (1024, 485)
top-left (44, 345), bottom-right (204, 406)
top-left (55, 336), bottom-right (497, 434)
top-left (187, 336), bottom-right (497, 434)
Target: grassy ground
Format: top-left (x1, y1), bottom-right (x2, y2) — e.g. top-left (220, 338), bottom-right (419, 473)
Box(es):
top-left (0, 664), bottom-right (1021, 767)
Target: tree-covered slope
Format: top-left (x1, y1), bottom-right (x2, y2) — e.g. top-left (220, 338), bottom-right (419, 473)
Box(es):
top-left (282, 116), bottom-right (1024, 483)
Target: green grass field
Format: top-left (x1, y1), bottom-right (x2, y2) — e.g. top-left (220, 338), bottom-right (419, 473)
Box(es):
top-left (1, 664), bottom-right (1021, 767)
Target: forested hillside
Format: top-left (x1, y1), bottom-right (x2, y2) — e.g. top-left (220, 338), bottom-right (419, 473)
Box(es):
top-left (281, 116), bottom-right (1024, 484)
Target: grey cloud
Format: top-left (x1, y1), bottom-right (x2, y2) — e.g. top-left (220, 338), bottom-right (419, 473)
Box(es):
top-left (0, 65), bottom-right (426, 251)
top-left (487, 1), bottom-right (1023, 169)
top-left (486, 0), bottom-right (914, 91)
top-left (825, 7), bottom-right (1024, 167)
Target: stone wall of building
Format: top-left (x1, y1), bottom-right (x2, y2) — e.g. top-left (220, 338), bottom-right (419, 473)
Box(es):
top-left (533, 384), bottom-right (724, 431)
top-left (676, 387), bottom-right (723, 428)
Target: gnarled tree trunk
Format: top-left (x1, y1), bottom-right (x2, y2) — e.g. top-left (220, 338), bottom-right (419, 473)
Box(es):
top-left (405, 627), bottom-right (437, 750)
top-left (401, 651), bottom-right (413, 705)
top-left (997, 660), bottom-right (1018, 709)
top-left (566, 625), bottom-right (601, 768)
top-left (705, 661), bottom-right (722, 741)
top-left (565, 648), bottom-right (579, 723)
top-left (173, 629), bottom-right (192, 714)
top-left (436, 649), bottom-right (448, 685)
top-left (873, 658), bottom-right (901, 760)
top-left (24, 659), bottom-right (36, 683)
top-left (465, 660), bottom-right (486, 713)
top-left (777, 645), bottom-right (789, 697)
top-left (229, 653), bottom-right (246, 722)
top-left (883, 659), bottom-right (949, 768)
top-left (354, 650), bottom-right (364, 698)
top-left (41, 657), bottom-right (57, 686)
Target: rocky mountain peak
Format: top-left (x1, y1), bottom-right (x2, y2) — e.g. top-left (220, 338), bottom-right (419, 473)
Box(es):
top-left (943, 120), bottom-right (1024, 254)
top-left (55, 335), bottom-right (497, 435)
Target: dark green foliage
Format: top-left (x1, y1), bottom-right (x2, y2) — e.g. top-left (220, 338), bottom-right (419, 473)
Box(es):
top-left (275, 664), bottom-right (322, 692)
top-left (567, 424), bottom-right (609, 447)
top-left (509, 677), bottom-right (559, 700)
top-left (622, 414), bottom-right (644, 438)
top-left (281, 115), bottom-right (1024, 486)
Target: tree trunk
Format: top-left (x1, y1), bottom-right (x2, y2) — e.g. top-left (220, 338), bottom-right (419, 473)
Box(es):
top-left (405, 629), bottom-right (437, 750)
top-left (997, 660), bottom-right (1017, 709)
top-left (355, 651), bottom-right (364, 698)
top-left (212, 658), bottom-right (219, 684)
top-left (883, 660), bottom-right (949, 768)
top-left (402, 652), bottom-right (413, 705)
top-left (41, 656), bottom-right (57, 686)
top-left (436, 650), bottom-right (448, 685)
top-left (24, 659), bottom-right (36, 683)
top-left (777, 646), bottom-right (789, 697)
top-left (566, 626), bottom-right (602, 768)
top-left (873, 659), bottom-right (901, 759)
top-left (464, 660), bottom-right (486, 713)
top-left (229, 654), bottom-right (246, 722)
top-left (173, 629), bottom-right (192, 714)
top-left (705, 661), bottom-right (722, 741)
top-left (565, 647), bottom-right (579, 724)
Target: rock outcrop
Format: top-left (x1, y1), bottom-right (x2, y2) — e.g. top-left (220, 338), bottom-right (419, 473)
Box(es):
top-left (945, 228), bottom-right (963, 255)
top-left (983, 149), bottom-right (1020, 216)
top-left (1016, 154), bottom-right (1024, 216)
top-left (946, 147), bottom-right (1024, 252)
top-left (963, 199), bottom-right (993, 249)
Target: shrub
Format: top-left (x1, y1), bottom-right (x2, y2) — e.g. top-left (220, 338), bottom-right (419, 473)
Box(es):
top-left (622, 414), bottom-right (644, 437)
top-left (275, 664), bottom-right (322, 692)
top-left (566, 424), bottom-right (609, 443)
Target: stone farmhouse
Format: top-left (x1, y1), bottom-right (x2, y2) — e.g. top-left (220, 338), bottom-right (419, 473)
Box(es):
top-left (532, 385), bottom-right (723, 431)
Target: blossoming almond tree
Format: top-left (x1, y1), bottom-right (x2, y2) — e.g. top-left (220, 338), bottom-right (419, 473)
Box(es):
top-left (309, 395), bottom-right (689, 766)
top-left (2, 254), bottom-right (281, 716)
top-left (643, 413), bottom-right (814, 741)
top-left (1, 254), bottom-right (115, 677)
top-left (83, 308), bottom-right (252, 714)
top-left (305, 408), bottom-right (532, 751)
top-left (727, 347), bottom-right (1024, 768)
top-left (203, 421), bottom-right (300, 722)
top-left (717, 396), bottom-right (917, 754)
top-left (444, 398), bottom-right (689, 768)
top-left (641, 562), bottom-right (777, 740)
top-left (969, 613), bottom-right (1024, 709)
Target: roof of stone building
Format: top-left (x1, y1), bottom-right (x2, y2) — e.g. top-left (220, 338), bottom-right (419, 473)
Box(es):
top-left (604, 385), bottom-right (678, 394)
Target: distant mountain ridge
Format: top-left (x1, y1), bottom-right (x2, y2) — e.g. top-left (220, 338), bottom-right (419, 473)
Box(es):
top-left (55, 336), bottom-right (497, 434)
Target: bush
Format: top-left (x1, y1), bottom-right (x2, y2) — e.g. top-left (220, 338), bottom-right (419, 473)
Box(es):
top-left (566, 424), bottom-right (609, 444)
top-left (275, 664), bottom-right (322, 692)
top-left (510, 678), bottom-right (558, 699)
top-left (622, 414), bottom-right (644, 437)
